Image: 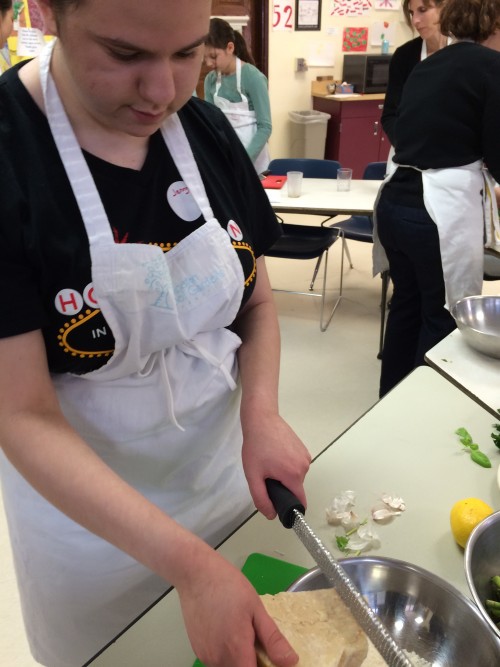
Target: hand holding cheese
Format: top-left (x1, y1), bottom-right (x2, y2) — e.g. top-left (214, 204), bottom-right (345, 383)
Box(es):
top-left (256, 589), bottom-right (379, 667)
top-left (176, 549), bottom-right (299, 667)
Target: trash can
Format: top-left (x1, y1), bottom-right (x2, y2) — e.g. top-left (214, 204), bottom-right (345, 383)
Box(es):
top-left (288, 110), bottom-right (331, 159)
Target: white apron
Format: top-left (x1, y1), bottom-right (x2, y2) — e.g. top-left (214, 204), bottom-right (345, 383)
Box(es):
top-left (0, 39), bottom-right (254, 667)
top-left (213, 57), bottom-right (270, 174)
top-left (373, 160), bottom-right (500, 308)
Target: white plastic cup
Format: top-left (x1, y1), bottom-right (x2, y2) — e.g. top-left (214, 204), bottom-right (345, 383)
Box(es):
top-left (337, 168), bottom-right (353, 192)
top-left (287, 171), bottom-right (303, 198)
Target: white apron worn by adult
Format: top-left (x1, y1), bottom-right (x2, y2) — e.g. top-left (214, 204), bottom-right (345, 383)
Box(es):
top-left (373, 160), bottom-right (500, 308)
top-left (0, 39), bottom-right (254, 667)
top-left (213, 57), bottom-right (270, 174)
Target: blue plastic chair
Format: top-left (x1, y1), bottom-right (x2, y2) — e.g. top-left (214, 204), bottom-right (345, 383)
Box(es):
top-left (330, 161), bottom-right (387, 267)
top-left (267, 158), bottom-right (341, 179)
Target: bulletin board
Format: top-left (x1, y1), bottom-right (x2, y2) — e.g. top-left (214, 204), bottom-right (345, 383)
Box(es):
top-left (6, 0), bottom-right (51, 67)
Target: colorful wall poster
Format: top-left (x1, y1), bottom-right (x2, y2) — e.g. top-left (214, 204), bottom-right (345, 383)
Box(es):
top-left (374, 0), bottom-right (400, 9)
top-left (330, 0), bottom-right (372, 17)
top-left (370, 20), bottom-right (396, 44)
top-left (342, 26), bottom-right (368, 51)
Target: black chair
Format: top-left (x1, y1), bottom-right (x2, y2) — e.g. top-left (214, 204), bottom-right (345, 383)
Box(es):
top-left (327, 161), bottom-right (389, 357)
top-left (265, 158), bottom-right (343, 331)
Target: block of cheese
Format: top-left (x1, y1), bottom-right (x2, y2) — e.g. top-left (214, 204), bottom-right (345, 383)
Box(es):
top-left (256, 588), bottom-right (369, 667)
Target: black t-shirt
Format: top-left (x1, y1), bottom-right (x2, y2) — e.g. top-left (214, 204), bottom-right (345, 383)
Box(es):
top-left (0, 63), bottom-right (281, 373)
top-left (384, 41), bottom-right (500, 206)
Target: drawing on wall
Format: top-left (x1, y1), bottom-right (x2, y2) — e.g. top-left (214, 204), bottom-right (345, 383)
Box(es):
top-left (11, 1), bottom-right (46, 35)
top-left (6, 0), bottom-right (47, 63)
top-left (374, 0), bottom-right (400, 9)
top-left (342, 27), bottom-right (368, 51)
top-left (12, 1), bottom-right (27, 31)
top-left (308, 41), bottom-right (335, 65)
top-left (295, 0), bottom-right (322, 30)
top-left (330, 0), bottom-right (372, 17)
top-left (370, 20), bottom-right (396, 44)
top-left (27, 0), bottom-right (46, 31)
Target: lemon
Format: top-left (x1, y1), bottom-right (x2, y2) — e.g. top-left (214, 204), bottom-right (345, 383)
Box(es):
top-left (450, 498), bottom-right (494, 548)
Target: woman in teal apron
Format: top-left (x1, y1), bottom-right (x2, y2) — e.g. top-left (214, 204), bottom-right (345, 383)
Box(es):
top-left (204, 18), bottom-right (271, 175)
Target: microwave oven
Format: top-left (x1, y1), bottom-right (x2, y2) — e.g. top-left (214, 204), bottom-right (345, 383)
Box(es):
top-left (341, 54), bottom-right (392, 94)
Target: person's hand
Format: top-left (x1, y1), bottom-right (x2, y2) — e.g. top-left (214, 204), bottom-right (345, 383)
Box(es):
top-left (241, 411), bottom-right (311, 520)
top-left (177, 549), bottom-right (299, 667)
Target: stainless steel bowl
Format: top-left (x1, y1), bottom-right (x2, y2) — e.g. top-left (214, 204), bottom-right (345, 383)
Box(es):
top-left (451, 295), bottom-right (500, 359)
top-left (465, 509), bottom-right (500, 641)
top-left (288, 556), bottom-right (500, 665)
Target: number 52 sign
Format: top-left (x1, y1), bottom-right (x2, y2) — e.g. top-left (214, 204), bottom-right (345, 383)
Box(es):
top-left (273, 1), bottom-right (294, 30)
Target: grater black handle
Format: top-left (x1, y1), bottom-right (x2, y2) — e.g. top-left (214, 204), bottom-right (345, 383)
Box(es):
top-left (265, 479), bottom-right (305, 528)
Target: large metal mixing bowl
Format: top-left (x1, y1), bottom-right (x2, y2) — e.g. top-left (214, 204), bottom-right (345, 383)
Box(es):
top-left (288, 556), bottom-right (500, 665)
top-left (451, 295), bottom-right (500, 359)
top-left (465, 509), bottom-right (500, 641)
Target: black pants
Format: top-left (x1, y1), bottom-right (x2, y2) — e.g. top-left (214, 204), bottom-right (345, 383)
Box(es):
top-left (377, 194), bottom-right (456, 397)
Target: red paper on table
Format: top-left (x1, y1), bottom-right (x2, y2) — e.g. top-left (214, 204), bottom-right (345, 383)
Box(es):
top-left (261, 175), bottom-right (287, 189)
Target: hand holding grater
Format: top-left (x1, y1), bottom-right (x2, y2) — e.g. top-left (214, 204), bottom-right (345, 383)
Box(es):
top-left (265, 479), bottom-right (414, 667)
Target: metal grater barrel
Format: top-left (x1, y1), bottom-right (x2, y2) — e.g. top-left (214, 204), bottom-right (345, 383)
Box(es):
top-left (265, 479), bottom-right (414, 667)
top-left (292, 511), bottom-right (414, 667)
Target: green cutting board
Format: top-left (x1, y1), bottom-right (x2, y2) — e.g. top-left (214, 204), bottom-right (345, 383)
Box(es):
top-left (192, 552), bottom-right (308, 667)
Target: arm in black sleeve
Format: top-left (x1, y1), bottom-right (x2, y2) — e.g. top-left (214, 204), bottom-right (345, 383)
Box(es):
top-left (482, 63), bottom-right (500, 184)
top-left (381, 39), bottom-right (421, 147)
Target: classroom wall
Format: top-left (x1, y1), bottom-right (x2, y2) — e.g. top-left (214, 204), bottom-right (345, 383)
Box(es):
top-left (267, 0), bottom-right (413, 158)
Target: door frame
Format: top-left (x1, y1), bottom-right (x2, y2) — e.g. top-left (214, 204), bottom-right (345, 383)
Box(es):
top-left (250, 0), bottom-right (269, 76)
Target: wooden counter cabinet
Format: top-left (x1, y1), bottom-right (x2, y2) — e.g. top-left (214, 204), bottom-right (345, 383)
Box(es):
top-left (313, 95), bottom-right (390, 178)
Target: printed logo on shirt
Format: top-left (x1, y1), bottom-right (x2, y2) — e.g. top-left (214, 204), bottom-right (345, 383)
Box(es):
top-left (227, 220), bottom-right (243, 241)
top-left (54, 285), bottom-right (113, 359)
top-left (166, 180), bottom-right (202, 222)
top-left (54, 285), bottom-right (98, 315)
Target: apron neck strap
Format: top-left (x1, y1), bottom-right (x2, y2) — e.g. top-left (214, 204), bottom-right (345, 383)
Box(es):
top-left (160, 116), bottom-right (216, 224)
top-left (39, 39), bottom-right (216, 241)
top-left (39, 39), bottom-right (114, 245)
top-left (235, 57), bottom-right (242, 92)
top-left (215, 57), bottom-right (243, 95)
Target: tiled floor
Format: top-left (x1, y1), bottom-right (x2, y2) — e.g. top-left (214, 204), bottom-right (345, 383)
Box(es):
top-left (1, 235), bottom-right (496, 666)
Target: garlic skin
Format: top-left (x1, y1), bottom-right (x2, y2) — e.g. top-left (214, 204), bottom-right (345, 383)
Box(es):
top-left (347, 524), bottom-right (381, 552)
top-left (326, 490), bottom-right (359, 529)
top-left (381, 494), bottom-right (406, 511)
top-left (328, 490), bottom-right (406, 554)
top-left (372, 494), bottom-right (406, 523)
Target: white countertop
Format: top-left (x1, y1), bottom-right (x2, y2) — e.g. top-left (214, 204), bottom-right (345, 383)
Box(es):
top-left (89, 367), bottom-right (500, 666)
top-left (425, 329), bottom-right (500, 418)
top-left (266, 178), bottom-right (382, 216)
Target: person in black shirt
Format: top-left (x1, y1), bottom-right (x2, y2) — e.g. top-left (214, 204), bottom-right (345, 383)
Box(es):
top-left (381, 0), bottom-right (449, 148)
top-left (0, 1), bottom-right (310, 666)
top-left (374, 0), bottom-right (500, 397)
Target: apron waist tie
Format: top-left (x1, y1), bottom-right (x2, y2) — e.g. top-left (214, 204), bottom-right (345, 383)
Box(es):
top-left (180, 340), bottom-right (237, 391)
top-left (137, 338), bottom-right (237, 432)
